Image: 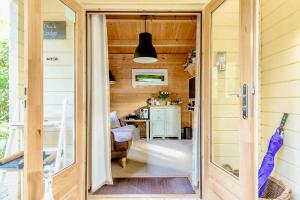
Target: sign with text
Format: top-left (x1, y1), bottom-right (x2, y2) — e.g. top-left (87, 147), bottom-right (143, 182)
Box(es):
top-left (44, 21), bottom-right (66, 40)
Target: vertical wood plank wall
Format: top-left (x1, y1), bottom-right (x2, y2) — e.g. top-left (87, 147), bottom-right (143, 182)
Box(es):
top-left (260, 0), bottom-right (300, 199)
top-left (109, 53), bottom-right (192, 128)
top-left (211, 0), bottom-right (240, 169)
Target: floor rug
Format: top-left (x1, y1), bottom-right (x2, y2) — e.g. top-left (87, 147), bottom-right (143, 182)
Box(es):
top-left (94, 177), bottom-right (195, 194)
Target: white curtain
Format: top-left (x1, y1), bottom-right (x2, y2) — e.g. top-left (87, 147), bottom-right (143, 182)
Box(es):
top-left (192, 14), bottom-right (202, 188)
top-left (89, 14), bottom-right (112, 192)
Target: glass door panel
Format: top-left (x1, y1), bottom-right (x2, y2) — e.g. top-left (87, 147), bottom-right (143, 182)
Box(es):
top-left (42, 0), bottom-right (76, 173)
top-left (210, 0), bottom-right (240, 178)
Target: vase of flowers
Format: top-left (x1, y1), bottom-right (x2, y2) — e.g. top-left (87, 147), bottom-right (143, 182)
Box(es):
top-left (158, 91), bottom-right (170, 105)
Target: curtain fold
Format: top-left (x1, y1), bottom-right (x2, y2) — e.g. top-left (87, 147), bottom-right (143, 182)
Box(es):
top-left (89, 14), bottom-right (112, 192)
top-left (192, 14), bottom-right (202, 189)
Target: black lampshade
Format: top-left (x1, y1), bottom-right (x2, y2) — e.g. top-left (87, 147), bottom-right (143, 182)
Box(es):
top-left (133, 32), bottom-right (158, 63)
top-left (109, 70), bottom-right (116, 84)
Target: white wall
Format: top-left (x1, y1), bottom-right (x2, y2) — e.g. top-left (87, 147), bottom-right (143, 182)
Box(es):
top-left (260, 0), bottom-right (300, 199)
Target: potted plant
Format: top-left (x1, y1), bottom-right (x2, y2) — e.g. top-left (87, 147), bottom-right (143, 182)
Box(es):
top-left (158, 91), bottom-right (170, 105)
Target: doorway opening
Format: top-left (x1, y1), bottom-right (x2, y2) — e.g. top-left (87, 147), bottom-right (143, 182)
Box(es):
top-left (86, 13), bottom-right (202, 198)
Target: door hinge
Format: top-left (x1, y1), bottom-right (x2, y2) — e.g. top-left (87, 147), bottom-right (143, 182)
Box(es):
top-left (24, 87), bottom-right (27, 109)
top-left (24, 87), bottom-right (27, 96)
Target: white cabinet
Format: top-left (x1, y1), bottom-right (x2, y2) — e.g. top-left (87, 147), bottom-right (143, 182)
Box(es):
top-left (150, 106), bottom-right (181, 139)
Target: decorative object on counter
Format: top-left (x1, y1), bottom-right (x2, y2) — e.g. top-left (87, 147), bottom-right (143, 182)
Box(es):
top-left (109, 70), bottom-right (116, 85)
top-left (171, 98), bottom-right (183, 105)
top-left (132, 69), bottom-right (168, 87)
top-left (216, 51), bottom-right (226, 71)
top-left (147, 97), bottom-right (155, 106)
top-left (158, 91), bottom-right (170, 106)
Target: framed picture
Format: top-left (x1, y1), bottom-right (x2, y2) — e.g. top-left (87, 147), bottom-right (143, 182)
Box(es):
top-left (132, 69), bottom-right (168, 88)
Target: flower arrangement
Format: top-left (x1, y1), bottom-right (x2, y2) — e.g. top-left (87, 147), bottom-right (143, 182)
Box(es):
top-left (158, 91), bottom-right (170, 100)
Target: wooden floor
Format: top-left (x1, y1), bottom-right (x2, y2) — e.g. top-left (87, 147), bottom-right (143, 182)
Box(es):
top-left (94, 177), bottom-right (195, 195)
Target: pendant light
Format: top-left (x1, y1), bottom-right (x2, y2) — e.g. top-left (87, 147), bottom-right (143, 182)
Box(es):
top-left (133, 16), bottom-right (158, 63)
top-left (109, 70), bottom-right (116, 85)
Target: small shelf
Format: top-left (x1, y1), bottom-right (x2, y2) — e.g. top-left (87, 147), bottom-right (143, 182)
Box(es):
top-left (184, 63), bottom-right (196, 76)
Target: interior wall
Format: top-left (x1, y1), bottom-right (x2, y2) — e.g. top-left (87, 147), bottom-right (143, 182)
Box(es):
top-left (260, 0), bottom-right (300, 199)
top-left (109, 53), bottom-right (192, 128)
top-left (211, 0), bottom-right (240, 169)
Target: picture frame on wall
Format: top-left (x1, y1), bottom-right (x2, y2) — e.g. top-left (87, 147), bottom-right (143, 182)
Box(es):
top-left (132, 69), bottom-right (168, 88)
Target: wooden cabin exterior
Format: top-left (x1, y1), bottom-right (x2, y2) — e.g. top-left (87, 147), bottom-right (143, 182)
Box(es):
top-left (1, 0), bottom-right (300, 199)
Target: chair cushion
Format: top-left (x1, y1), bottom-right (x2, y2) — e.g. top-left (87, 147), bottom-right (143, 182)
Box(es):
top-left (111, 125), bottom-right (135, 142)
top-left (110, 111), bottom-right (121, 129)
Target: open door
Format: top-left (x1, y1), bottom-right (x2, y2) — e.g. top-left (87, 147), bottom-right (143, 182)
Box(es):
top-left (202, 0), bottom-right (257, 199)
top-left (24, 0), bottom-right (85, 199)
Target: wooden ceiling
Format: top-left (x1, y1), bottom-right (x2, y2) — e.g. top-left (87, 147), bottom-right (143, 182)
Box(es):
top-left (106, 15), bottom-right (197, 54)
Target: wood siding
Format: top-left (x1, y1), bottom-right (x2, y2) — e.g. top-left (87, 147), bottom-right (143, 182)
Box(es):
top-left (260, 0), bottom-right (300, 199)
top-left (109, 54), bottom-right (192, 128)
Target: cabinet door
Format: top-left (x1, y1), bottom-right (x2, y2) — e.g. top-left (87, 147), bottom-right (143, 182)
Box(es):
top-left (151, 120), bottom-right (165, 136)
top-left (150, 108), bottom-right (165, 121)
top-left (165, 107), bottom-right (181, 137)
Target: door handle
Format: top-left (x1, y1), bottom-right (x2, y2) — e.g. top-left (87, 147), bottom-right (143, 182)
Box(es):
top-left (242, 83), bottom-right (248, 119)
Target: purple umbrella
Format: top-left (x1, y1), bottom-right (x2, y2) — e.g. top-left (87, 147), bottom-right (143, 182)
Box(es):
top-left (258, 113), bottom-right (288, 197)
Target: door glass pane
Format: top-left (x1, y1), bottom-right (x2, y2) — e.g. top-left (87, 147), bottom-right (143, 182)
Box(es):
top-left (42, 0), bottom-right (76, 173)
top-left (210, 0), bottom-right (240, 178)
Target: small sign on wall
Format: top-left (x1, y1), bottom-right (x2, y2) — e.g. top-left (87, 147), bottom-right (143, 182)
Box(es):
top-left (44, 21), bottom-right (66, 40)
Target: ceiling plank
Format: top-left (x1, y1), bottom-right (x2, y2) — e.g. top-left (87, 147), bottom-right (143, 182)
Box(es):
top-left (108, 39), bottom-right (195, 47)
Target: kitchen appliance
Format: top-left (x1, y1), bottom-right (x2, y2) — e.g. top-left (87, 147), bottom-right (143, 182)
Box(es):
top-left (127, 113), bottom-right (138, 120)
top-left (140, 107), bottom-right (149, 119)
